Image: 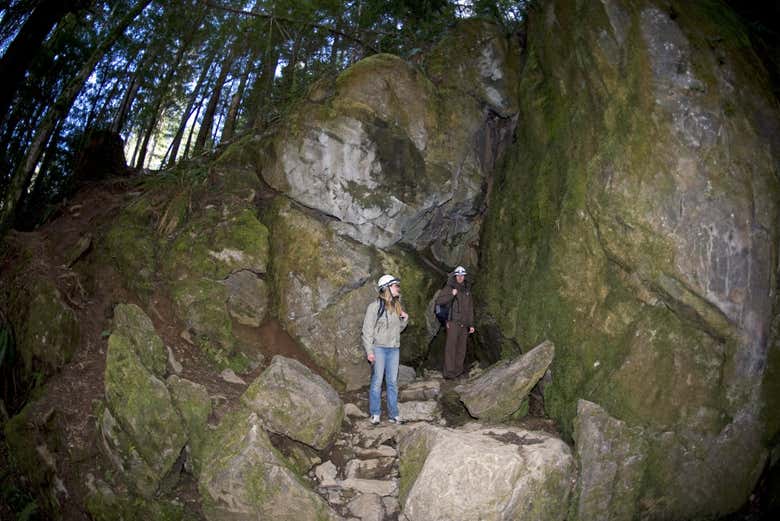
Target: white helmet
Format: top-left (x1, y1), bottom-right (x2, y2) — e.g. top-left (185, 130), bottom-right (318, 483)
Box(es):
top-left (377, 274), bottom-right (400, 291)
top-left (453, 266), bottom-right (467, 276)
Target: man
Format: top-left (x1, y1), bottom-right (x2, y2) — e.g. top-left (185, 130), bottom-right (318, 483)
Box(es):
top-left (435, 266), bottom-right (474, 379)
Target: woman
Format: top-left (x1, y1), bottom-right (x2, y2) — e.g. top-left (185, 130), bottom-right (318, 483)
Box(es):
top-left (361, 274), bottom-right (409, 425)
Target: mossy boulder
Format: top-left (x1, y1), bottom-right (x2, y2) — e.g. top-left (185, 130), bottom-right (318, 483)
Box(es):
top-left (198, 407), bottom-right (343, 521)
top-left (11, 277), bottom-right (79, 377)
top-left (242, 356), bottom-right (344, 450)
top-left (113, 303), bottom-right (166, 378)
top-left (4, 401), bottom-right (66, 516)
top-left (267, 199), bottom-right (437, 387)
top-left (163, 206), bottom-right (269, 281)
top-left (103, 197), bottom-right (159, 298)
top-left (479, 0), bottom-right (780, 518)
top-left (398, 423), bottom-right (575, 521)
top-left (169, 277), bottom-right (256, 372)
top-left (102, 319), bottom-right (187, 496)
top-left (166, 374), bottom-right (211, 464)
top-left (85, 476), bottom-right (186, 521)
top-left (232, 23), bottom-right (519, 266)
top-left (424, 18), bottom-right (520, 117)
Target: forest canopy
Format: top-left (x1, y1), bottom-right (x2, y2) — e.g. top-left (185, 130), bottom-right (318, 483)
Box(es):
top-left (0, 0), bottom-right (529, 234)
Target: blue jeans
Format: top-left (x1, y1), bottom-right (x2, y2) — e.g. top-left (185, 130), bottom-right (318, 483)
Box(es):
top-left (369, 347), bottom-right (399, 418)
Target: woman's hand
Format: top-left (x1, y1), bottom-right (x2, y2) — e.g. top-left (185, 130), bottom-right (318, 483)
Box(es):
top-left (400, 311), bottom-right (409, 321)
top-left (367, 353), bottom-right (375, 364)
top-left (469, 327), bottom-right (475, 334)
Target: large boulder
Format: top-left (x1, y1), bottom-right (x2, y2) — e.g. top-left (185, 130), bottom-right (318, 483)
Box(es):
top-left (572, 399), bottom-right (647, 521)
top-left (8, 277), bottom-right (79, 377)
top-left (267, 199), bottom-right (436, 389)
top-left (198, 408), bottom-right (344, 521)
top-left (455, 340), bottom-right (554, 421)
top-left (113, 303), bottom-right (166, 378)
top-left (245, 21), bottom-right (518, 266)
top-left (398, 423), bottom-right (575, 521)
top-left (479, 0), bottom-right (780, 518)
top-left (100, 305), bottom-right (187, 496)
top-left (242, 355), bottom-right (344, 450)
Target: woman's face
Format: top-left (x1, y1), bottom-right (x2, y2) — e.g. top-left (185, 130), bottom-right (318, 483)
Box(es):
top-left (389, 283), bottom-right (401, 297)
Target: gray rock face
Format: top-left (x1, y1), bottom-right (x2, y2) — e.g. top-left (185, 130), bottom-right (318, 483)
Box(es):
top-left (479, 0), bottom-right (780, 517)
top-left (256, 21), bottom-right (519, 266)
top-left (455, 340), bottom-right (554, 420)
top-left (198, 409), bottom-right (343, 521)
top-left (572, 399), bottom-right (647, 521)
top-left (242, 355), bottom-right (344, 450)
top-left (399, 423), bottom-right (575, 521)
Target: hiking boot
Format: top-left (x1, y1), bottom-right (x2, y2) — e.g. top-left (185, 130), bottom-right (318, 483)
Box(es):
top-left (388, 416), bottom-right (405, 425)
top-left (369, 414), bottom-right (380, 425)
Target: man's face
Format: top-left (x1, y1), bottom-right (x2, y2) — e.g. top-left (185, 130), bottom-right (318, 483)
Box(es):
top-left (390, 283), bottom-right (401, 297)
top-left (456, 274), bottom-right (465, 284)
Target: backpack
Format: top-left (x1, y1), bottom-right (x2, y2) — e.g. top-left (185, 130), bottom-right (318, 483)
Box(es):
top-left (434, 302), bottom-right (449, 326)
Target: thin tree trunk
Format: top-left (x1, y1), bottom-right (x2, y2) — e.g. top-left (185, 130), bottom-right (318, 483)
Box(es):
top-left (194, 45), bottom-right (238, 154)
top-left (0, 0), bottom-right (90, 127)
top-left (220, 50), bottom-right (255, 143)
top-left (183, 99), bottom-right (205, 161)
top-left (245, 21), bottom-right (280, 130)
top-left (134, 117), bottom-right (158, 169)
top-left (0, 0), bottom-right (152, 236)
top-left (130, 125), bottom-right (144, 168)
top-left (166, 53), bottom-right (215, 167)
top-left (110, 52), bottom-right (147, 134)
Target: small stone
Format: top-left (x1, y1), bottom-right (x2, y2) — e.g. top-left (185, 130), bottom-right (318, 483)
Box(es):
top-left (398, 365), bottom-right (416, 386)
top-left (344, 458), bottom-right (394, 480)
top-left (347, 492), bottom-right (384, 521)
top-left (355, 445), bottom-right (397, 459)
top-left (315, 460), bottom-right (339, 487)
top-left (382, 496), bottom-right (400, 516)
top-left (345, 403), bottom-right (368, 418)
top-left (338, 478), bottom-right (398, 497)
top-left (166, 345), bottom-right (182, 374)
top-left (398, 400), bottom-right (438, 422)
top-left (220, 368), bottom-right (246, 385)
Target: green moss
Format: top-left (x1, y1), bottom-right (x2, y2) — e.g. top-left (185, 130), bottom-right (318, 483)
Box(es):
top-left (104, 205), bottom-right (158, 298)
top-left (399, 436), bottom-right (430, 506)
top-left (104, 333), bottom-right (186, 479)
top-left (86, 485), bottom-right (186, 521)
top-left (112, 303), bottom-right (167, 378)
top-left (164, 207), bottom-right (269, 281)
top-left (15, 278), bottom-right (79, 376)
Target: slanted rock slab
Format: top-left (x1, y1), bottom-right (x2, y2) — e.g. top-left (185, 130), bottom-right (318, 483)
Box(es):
top-left (242, 355), bottom-right (344, 450)
top-left (572, 399), bottom-right (647, 521)
top-left (198, 408), bottom-right (344, 521)
top-left (455, 340), bottom-right (554, 421)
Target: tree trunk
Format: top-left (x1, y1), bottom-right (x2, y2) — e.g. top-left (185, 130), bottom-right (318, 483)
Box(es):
top-left (0, 0), bottom-right (90, 127)
top-left (166, 53), bottom-right (215, 167)
top-left (183, 98), bottom-right (205, 161)
top-left (194, 45), bottom-right (238, 155)
top-left (0, 0), bottom-right (152, 236)
top-left (110, 51), bottom-right (147, 134)
top-left (245, 25), bottom-right (280, 129)
top-left (220, 50), bottom-right (256, 144)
